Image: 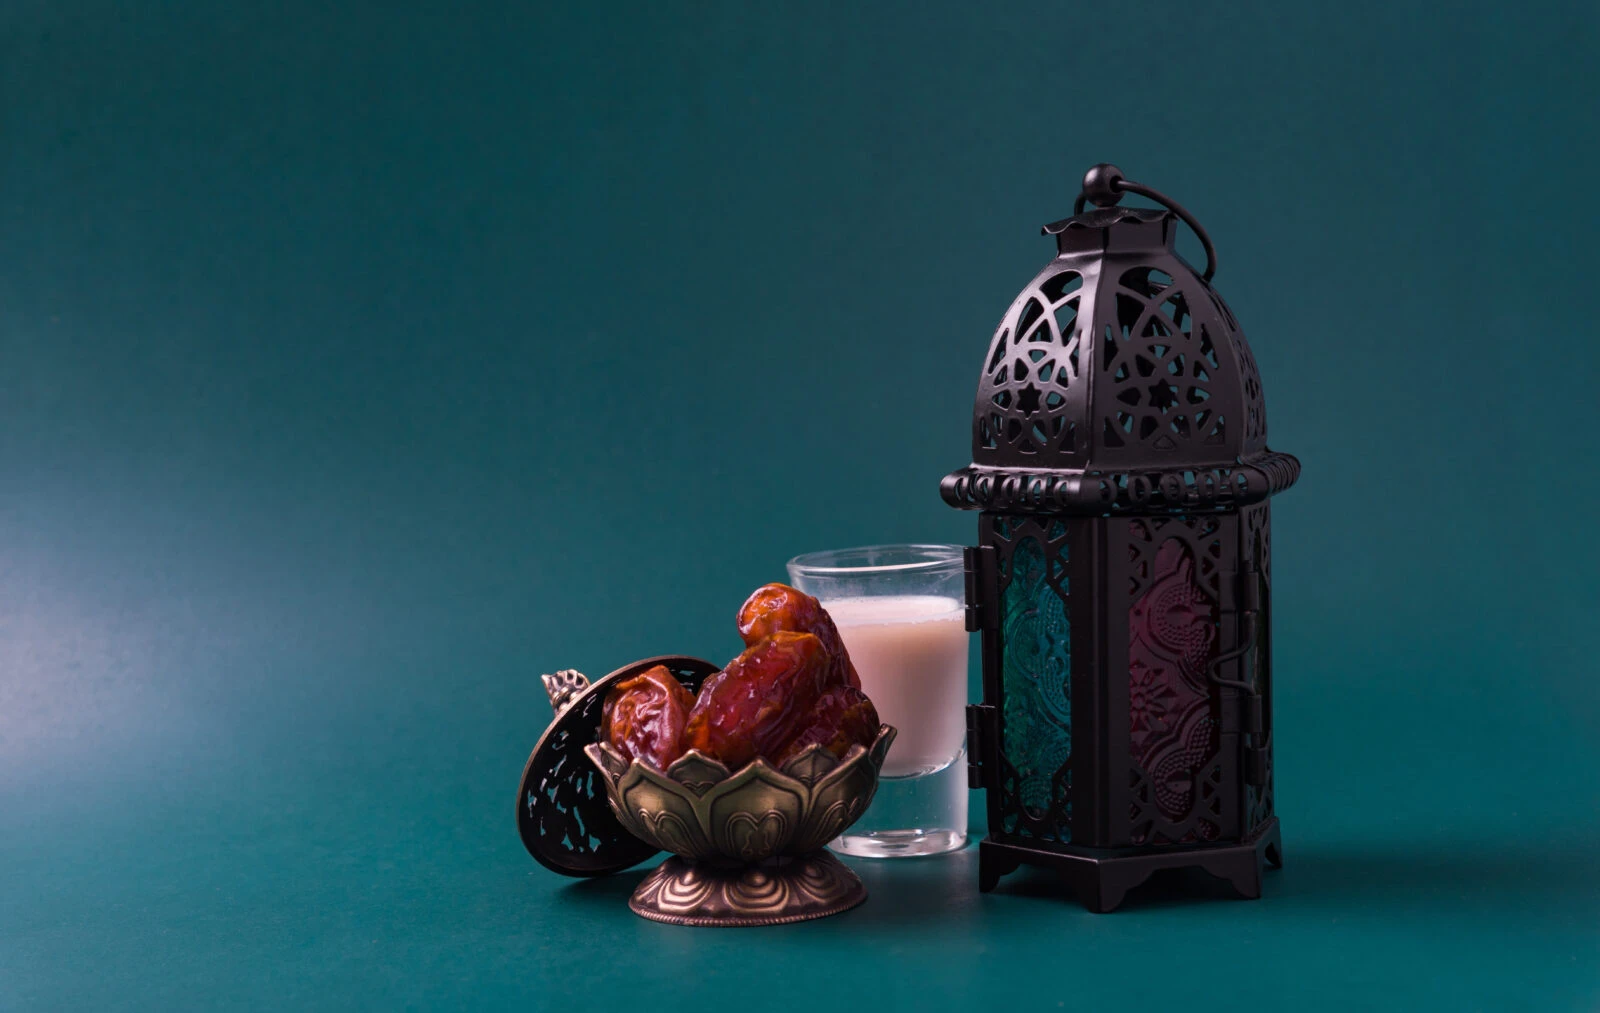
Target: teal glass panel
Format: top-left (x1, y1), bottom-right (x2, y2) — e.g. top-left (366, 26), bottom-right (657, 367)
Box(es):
top-left (999, 532), bottom-right (1071, 841)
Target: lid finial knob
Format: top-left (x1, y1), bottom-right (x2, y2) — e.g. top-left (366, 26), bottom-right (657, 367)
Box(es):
top-left (542, 669), bottom-right (590, 716)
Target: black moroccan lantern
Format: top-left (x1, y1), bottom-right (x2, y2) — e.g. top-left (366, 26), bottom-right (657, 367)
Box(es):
top-left (942, 164), bottom-right (1300, 912)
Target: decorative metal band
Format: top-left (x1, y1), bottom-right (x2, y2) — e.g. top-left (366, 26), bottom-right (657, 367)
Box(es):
top-left (940, 451), bottom-right (1300, 515)
top-left (1044, 204), bottom-right (1168, 233)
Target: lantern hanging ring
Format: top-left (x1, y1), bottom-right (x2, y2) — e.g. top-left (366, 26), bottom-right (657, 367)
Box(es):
top-left (1073, 163), bottom-right (1218, 282)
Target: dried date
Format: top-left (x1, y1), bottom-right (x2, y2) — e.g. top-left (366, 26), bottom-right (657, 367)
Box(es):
top-left (600, 664), bottom-right (695, 770)
top-left (773, 685), bottom-right (880, 765)
top-left (735, 583), bottom-right (860, 689)
top-left (682, 631), bottom-right (831, 769)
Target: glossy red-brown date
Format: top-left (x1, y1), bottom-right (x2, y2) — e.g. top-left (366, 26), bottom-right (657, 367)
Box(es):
top-left (682, 631), bottom-right (831, 769)
top-left (773, 684), bottom-right (880, 765)
top-left (601, 665), bottom-right (695, 770)
top-left (736, 583), bottom-right (861, 689)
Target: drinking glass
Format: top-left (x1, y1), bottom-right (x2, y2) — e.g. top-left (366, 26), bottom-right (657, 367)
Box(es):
top-left (787, 544), bottom-right (968, 858)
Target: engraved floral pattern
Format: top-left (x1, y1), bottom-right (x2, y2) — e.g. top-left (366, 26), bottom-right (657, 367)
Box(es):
top-left (1128, 538), bottom-right (1218, 830)
top-left (993, 516), bottom-right (1072, 843)
top-left (629, 853), bottom-right (865, 926)
top-left (583, 727), bottom-right (894, 864)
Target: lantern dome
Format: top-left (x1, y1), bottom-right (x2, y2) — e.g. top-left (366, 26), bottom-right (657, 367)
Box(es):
top-left (942, 165), bottom-right (1299, 515)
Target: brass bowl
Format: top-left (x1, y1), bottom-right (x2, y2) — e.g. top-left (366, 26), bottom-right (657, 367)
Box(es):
top-left (585, 725), bottom-right (896, 926)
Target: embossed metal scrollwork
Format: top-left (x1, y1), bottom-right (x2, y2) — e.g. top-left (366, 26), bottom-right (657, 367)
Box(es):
top-left (584, 726), bottom-right (896, 926)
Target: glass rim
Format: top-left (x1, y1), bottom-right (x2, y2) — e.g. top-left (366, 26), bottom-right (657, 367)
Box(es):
top-left (786, 543), bottom-right (965, 577)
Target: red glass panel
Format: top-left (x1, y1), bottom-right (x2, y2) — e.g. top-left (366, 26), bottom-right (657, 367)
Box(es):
top-left (1128, 538), bottom-right (1219, 832)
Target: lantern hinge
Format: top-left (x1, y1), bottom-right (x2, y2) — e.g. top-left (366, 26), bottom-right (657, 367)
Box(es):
top-left (966, 703), bottom-right (998, 790)
top-left (963, 545), bottom-right (999, 633)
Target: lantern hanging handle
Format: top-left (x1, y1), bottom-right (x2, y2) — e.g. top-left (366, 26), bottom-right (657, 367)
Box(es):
top-left (1073, 163), bottom-right (1218, 282)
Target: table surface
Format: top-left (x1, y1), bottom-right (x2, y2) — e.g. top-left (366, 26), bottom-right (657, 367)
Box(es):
top-left (3, 2), bottom-right (1598, 1010)
top-left (7, 641), bottom-right (1596, 1012)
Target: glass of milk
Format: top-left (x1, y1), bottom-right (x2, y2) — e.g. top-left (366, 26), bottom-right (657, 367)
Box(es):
top-left (787, 544), bottom-right (968, 858)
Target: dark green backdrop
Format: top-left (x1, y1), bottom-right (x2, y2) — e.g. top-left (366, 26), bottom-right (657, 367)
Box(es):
top-left (3, 2), bottom-right (1596, 1010)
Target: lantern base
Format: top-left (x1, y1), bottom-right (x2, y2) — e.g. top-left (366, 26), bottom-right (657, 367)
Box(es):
top-left (977, 817), bottom-right (1282, 913)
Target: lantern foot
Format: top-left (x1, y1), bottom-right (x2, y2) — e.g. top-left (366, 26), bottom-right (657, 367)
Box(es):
top-left (978, 847), bottom-right (1021, 892)
top-left (1204, 850), bottom-right (1262, 900)
top-left (976, 818), bottom-right (1282, 912)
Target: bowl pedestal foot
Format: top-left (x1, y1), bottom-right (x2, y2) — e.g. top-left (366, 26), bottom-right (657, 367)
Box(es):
top-left (628, 851), bottom-right (866, 926)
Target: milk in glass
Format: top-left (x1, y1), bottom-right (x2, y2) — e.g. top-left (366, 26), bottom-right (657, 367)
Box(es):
top-left (822, 595), bottom-right (968, 779)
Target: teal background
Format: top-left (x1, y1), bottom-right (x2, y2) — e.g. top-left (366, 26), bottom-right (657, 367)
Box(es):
top-left (3, 2), bottom-right (1597, 1010)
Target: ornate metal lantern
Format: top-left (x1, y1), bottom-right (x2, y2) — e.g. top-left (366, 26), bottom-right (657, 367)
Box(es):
top-left (942, 164), bottom-right (1300, 911)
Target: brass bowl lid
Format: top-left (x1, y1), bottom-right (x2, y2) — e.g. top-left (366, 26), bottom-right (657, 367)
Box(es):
top-left (515, 655), bottom-right (719, 877)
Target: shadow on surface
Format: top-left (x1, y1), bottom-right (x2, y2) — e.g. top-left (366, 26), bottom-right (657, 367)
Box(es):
top-left (1272, 839), bottom-right (1600, 914)
top-left (982, 838), bottom-right (1600, 916)
top-left (836, 847), bottom-right (983, 929)
top-left (539, 851), bottom-right (983, 931)
top-left (535, 837), bottom-right (1600, 925)
top-left (552, 867), bottom-right (648, 914)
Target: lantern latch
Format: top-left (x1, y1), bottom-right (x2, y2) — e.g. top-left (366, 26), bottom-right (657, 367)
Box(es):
top-left (963, 545), bottom-right (999, 633)
top-left (1244, 746), bottom-right (1269, 787)
top-left (966, 703), bottom-right (998, 790)
top-left (1209, 561), bottom-right (1269, 786)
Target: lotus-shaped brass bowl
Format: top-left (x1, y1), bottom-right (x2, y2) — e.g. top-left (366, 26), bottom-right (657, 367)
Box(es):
top-left (584, 725), bottom-right (895, 926)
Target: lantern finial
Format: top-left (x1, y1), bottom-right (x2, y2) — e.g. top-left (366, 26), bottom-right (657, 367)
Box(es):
top-left (1080, 163), bottom-right (1126, 207)
top-left (1072, 166), bottom-right (1218, 281)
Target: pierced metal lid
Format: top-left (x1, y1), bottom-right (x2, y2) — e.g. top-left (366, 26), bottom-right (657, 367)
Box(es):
top-left (515, 655), bottom-right (719, 877)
